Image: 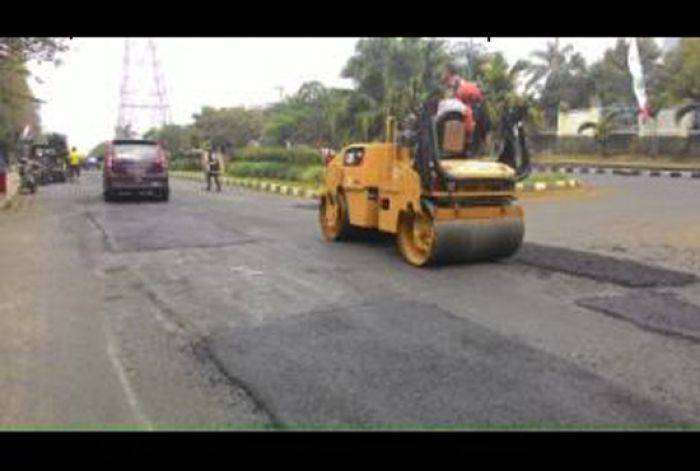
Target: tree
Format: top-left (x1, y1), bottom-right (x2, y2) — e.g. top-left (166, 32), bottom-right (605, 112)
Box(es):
top-left (524, 39), bottom-right (594, 128)
top-left (262, 82), bottom-right (357, 148)
top-left (0, 38), bottom-right (68, 66)
top-left (262, 104), bottom-right (306, 146)
top-left (88, 141), bottom-right (108, 159)
top-left (0, 63), bottom-right (41, 146)
top-left (448, 40), bottom-right (490, 82)
top-left (144, 124), bottom-right (196, 157)
top-left (588, 38), bottom-right (663, 110)
top-left (341, 37), bottom-right (449, 139)
top-left (479, 53), bottom-right (529, 118)
top-left (192, 106), bottom-right (264, 152)
top-left (659, 38), bottom-right (700, 105)
top-left (0, 38), bottom-right (69, 147)
top-left (577, 109), bottom-right (623, 156)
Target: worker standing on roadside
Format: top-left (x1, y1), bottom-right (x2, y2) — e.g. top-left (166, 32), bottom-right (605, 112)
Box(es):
top-left (443, 63), bottom-right (489, 152)
top-left (67, 146), bottom-right (82, 182)
top-left (201, 144), bottom-right (224, 192)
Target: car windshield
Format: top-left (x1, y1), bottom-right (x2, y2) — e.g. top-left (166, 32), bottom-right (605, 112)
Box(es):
top-left (114, 144), bottom-right (158, 160)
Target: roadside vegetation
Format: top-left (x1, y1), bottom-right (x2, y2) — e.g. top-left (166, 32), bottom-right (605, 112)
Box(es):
top-left (4, 37), bottom-right (700, 175)
top-left (173, 162), bottom-right (573, 191)
top-left (0, 38), bottom-right (67, 158)
top-left (134, 38), bottom-right (700, 182)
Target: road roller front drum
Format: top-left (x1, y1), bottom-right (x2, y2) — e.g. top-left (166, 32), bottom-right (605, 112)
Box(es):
top-left (397, 208), bottom-right (525, 266)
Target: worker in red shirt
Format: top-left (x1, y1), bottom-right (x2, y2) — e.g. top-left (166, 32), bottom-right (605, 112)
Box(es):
top-left (443, 63), bottom-right (488, 151)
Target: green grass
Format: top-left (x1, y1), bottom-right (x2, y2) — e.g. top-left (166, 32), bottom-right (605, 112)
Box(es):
top-left (174, 170), bottom-right (577, 192)
top-left (227, 161), bottom-right (324, 184)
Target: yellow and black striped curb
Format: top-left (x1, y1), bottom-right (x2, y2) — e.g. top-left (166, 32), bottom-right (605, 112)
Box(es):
top-left (172, 171), bottom-right (581, 198)
top-left (171, 171), bottom-right (320, 199)
top-left (515, 179), bottom-right (581, 192)
top-left (535, 164), bottom-right (700, 179)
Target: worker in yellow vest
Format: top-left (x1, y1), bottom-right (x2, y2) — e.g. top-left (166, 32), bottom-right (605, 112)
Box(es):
top-left (67, 147), bottom-right (83, 182)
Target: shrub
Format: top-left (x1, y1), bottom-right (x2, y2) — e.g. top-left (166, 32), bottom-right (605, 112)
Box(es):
top-left (169, 157), bottom-right (200, 171)
top-left (232, 146), bottom-right (322, 166)
top-left (299, 165), bottom-right (325, 184)
top-left (228, 161), bottom-right (324, 183)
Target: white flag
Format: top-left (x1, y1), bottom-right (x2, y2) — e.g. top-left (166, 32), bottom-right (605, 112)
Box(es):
top-left (627, 37), bottom-right (650, 119)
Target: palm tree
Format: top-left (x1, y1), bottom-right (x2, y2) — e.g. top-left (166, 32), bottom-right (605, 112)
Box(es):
top-left (577, 109), bottom-right (623, 156)
top-left (525, 39), bottom-right (575, 128)
top-left (525, 39), bottom-right (573, 92)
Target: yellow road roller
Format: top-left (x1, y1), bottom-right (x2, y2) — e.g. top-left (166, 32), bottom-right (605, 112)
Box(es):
top-left (319, 98), bottom-right (531, 266)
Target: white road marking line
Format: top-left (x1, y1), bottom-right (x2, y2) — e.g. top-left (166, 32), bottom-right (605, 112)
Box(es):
top-left (104, 326), bottom-right (154, 430)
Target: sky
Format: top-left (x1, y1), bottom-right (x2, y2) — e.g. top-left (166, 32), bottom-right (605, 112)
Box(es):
top-left (28, 37), bottom-right (647, 152)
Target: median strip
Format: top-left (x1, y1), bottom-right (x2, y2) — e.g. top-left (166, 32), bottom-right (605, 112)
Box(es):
top-left (173, 171), bottom-right (581, 199)
top-left (535, 164), bottom-right (700, 179)
top-left (172, 171), bottom-right (320, 199)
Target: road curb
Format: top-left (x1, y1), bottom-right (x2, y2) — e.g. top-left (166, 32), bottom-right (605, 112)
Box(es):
top-left (534, 164), bottom-right (700, 179)
top-left (172, 171), bottom-right (580, 199)
top-left (172, 172), bottom-right (320, 200)
top-left (515, 178), bottom-right (581, 192)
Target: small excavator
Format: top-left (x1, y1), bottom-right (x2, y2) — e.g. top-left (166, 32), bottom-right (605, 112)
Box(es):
top-left (319, 97), bottom-right (531, 266)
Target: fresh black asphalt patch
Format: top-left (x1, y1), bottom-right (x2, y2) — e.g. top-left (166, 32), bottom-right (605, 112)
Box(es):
top-left (88, 207), bottom-right (256, 253)
top-left (512, 243), bottom-right (697, 288)
top-left (207, 299), bottom-right (687, 426)
top-left (576, 292), bottom-right (700, 342)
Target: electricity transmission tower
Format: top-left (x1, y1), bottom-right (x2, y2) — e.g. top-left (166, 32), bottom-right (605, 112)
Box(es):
top-left (116, 38), bottom-right (171, 138)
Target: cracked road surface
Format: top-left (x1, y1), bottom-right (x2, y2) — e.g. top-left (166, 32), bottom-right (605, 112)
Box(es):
top-left (1, 171), bottom-right (699, 428)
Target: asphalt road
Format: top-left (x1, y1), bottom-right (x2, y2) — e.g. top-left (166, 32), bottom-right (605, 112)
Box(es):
top-left (1, 171), bottom-right (699, 428)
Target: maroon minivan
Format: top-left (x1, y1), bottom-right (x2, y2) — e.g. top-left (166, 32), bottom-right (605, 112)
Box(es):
top-left (103, 139), bottom-right (169, 202)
